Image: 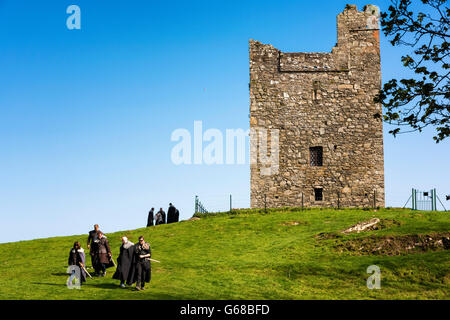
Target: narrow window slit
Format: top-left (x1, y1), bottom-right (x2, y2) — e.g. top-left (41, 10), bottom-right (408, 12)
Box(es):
top-left (313, 80), bottom-right (320, 100)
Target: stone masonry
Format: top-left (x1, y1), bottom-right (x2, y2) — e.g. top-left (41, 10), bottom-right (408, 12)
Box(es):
top-left (250, 4), bottom-right (385, 208)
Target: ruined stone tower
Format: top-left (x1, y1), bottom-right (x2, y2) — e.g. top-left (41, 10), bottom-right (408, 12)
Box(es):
top-left (249, 4), bottom-right (385, 208)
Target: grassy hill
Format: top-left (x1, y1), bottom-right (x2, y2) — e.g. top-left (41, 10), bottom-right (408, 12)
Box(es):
top-left (0, 207), bottom-right (449, 300)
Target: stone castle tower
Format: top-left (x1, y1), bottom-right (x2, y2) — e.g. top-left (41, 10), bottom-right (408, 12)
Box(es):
top-left (249, 4), bottom-right (385, 208)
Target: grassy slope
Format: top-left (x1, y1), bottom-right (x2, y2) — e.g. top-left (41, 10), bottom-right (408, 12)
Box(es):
top-left (0, 208), bottom-right (449, 300)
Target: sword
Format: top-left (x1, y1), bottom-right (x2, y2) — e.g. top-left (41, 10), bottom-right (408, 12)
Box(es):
top-left (150, 258), bottom-right (160, 263)
top-left (82, 266), bottom-right (93, 278)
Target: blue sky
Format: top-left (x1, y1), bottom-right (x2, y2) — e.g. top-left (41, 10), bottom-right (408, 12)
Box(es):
top-left (0, 0), bottom-right (448, 243)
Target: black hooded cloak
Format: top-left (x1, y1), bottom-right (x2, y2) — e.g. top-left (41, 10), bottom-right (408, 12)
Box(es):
top-left (147, 210), bottom-right (154, 227)
top-left (167, 205), bottom-right (176, 223)
top-left (113, 241), bottom-right (135, 285)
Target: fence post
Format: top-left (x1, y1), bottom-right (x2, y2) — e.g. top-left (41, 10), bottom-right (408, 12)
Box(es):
top-left (230, 194), bottom-right (232, 212)
top-left (337, 191), bottom-right (340, 209)
top-left (373, 190), bottom-right (376, 209)
top-left (302, 192), bottom-right (304, 211)
top-left (264, 194), bottom-right (267, 213)
top-left (195, 195), bottom-right (198, 213)
top-left (432, 188), bottom-right (437, 211)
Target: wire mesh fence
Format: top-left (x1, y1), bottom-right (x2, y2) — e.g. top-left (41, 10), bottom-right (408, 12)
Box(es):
top-left (196, 188), bottom-right (448, 214)
top-left (194, 194), bottom-right (250, 213)
top-left (403, 188), bottom-right (447, 211)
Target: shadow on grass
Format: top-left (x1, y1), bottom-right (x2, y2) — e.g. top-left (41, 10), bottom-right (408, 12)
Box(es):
top-left (85, 282), bottom-right (121, 290)
top-left (84, 282), bottom-right (200, 299)
top-left (32, 282), bottom-right (67, 287)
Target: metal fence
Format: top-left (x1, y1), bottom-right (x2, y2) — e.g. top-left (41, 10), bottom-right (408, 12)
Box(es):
top-left (403, 188), bottom-right (447, 211)
top-left (194, 194), bottom-right (250, 214)
top-left (195, 189), bottom-right (448, 214)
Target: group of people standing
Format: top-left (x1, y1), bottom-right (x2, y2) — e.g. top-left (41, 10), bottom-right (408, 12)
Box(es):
top-left (67, 224), bottom-right (153, 291)
top-left (147, 203), bottom-right (180, 226)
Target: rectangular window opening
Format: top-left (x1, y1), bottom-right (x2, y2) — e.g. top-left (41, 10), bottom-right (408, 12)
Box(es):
top-left (314, 188), bottom-right (323, 201)
top-left (310, 146), bottom-right (323, 166)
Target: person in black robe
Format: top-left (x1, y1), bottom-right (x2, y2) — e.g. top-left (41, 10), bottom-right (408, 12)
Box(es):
top-left (113, 236), bottom-right (135, 287)
top-left (87, 224), bottom-right (101, 268)
top-left (155, 210), bottom-right (162, 225)
top-left (167, 203), bottom-right (176, 223)
top-left (156, 208), bottom-right (165, 225)
top-left (93, 231), bottom-right (113, 277)
top-left (147, 208), bottom-right (154, 227)
top-left (68, 241), bottom-right (87, 285)
top-left (134, 235), bottom-right (151, 291)
top-left (161, 209), bottom-right (166, 224)
top-left (174, 208), bottom-right (179, 222)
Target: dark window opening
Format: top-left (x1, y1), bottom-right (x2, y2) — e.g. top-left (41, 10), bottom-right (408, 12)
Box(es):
top-left (313, 80), bottom-right (320, 100)
top-left (314, 188), bottom-right (323, 201)
top-left (310, 146), bottom-right (323, 166)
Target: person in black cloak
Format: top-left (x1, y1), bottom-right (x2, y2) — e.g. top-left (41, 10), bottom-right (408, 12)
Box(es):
top-left (93, 231), bottom-right (113, 277)
top-left (147, 208), bottom-right (154, 227)
top-left (167, 203), bottom-right (176, 223)
top-left (134, 235), bottom-right (151, 291)
top-left (154, 210), bottom-right (162, 225)
top-left (174, 208), bottom-right (179, 222)
top-left (87, 224), bottom-right (101, 268)
top-left (161, 209), bottom-right (166, 224)
top-left (113, 236), bottom-right (135, 288)
top-left (156, 208), bottom-right (165, 225)
top-left (68, 241), bottom-right (87, 285)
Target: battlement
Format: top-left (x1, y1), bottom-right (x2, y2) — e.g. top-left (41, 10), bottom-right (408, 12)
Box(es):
top-left (337, 4), bottom-right (381, 46)
top-left (338, 4), bottom-right (381, 32)
top-left (250, 5), bottom-right (380, 74)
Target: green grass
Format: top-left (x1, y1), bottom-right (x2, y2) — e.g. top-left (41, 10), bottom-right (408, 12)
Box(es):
top-left (0, 208), bottom-right (449, 300)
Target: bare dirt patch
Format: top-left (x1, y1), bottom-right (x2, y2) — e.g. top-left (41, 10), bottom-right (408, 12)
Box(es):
top-left (336, 233), bottom-right (450, 256)
top-left (375, 219), bottom-right (402, 230)
top-left (315, 232), bottom-right (342, 240)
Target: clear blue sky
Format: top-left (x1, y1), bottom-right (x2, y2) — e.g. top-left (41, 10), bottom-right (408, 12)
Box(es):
top-left (0, 0), bottom-right (448, 243)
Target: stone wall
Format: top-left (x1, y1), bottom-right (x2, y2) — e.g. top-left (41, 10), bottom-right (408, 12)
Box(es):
top-left (249, 4), bottom-right (385, 208)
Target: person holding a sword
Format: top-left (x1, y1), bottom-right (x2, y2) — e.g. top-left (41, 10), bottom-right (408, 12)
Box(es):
top-left (68, 241), bottom-right (87, 285)
top-left (134, 235), bottom-right (152, 291)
